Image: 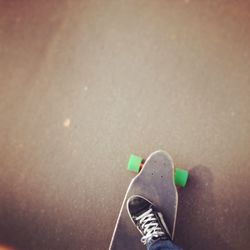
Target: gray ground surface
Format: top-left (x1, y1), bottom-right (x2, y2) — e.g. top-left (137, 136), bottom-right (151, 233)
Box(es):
top-left (0, 1), bottom-right (249, 250)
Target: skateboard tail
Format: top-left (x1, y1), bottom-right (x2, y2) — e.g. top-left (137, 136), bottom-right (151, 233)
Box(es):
top-left (109, 177), bottom-right (137, 250)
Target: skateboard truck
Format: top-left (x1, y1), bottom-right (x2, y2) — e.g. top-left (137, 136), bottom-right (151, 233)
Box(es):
top-left (128, 154), bottom-right (189, 187)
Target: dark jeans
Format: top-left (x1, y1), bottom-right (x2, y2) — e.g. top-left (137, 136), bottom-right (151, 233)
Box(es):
top-left (147, 239), bottom-right (183, 250)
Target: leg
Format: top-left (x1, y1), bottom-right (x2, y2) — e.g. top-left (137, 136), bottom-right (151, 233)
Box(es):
top-left (147, 239), bottom-right (183, 250)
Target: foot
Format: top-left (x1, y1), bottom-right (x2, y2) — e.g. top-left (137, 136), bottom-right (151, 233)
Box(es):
top-left (127, 195), bottom-right (171, 245)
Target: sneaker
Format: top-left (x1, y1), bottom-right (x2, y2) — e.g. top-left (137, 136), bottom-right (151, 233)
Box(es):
top-left (127, 195), bottom-right (171, 245)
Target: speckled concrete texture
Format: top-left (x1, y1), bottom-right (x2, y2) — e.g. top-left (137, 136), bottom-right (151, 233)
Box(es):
top-left (0, 1), bottom-right (249, 249)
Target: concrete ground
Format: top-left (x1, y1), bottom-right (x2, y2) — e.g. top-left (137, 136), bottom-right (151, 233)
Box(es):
top-left (0, 1), bottom-right (249, 250)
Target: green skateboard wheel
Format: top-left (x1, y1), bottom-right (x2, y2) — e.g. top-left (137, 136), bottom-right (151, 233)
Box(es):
top-left (128, 154), bottom-right (143, 173)
top-left (175, 168), bottom-right (189, 187)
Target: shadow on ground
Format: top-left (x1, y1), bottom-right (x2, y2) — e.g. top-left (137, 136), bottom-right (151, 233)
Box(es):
top-left (175, 166), bottom-right (231, 250)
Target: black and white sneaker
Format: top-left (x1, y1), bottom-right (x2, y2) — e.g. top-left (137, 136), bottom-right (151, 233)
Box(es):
top-left (127, 195), bottom-right (171, 245)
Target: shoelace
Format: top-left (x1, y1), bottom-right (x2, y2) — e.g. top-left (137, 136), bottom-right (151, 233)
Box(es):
top-left (136, 208), bottom-right (165, 245)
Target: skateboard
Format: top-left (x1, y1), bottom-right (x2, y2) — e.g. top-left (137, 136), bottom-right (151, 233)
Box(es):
top-left (109, 150), bottom-right (188, 250)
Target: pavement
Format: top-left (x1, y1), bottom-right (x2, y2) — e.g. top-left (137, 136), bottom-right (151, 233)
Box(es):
top-left (0, 1), bottom-right (249, 250)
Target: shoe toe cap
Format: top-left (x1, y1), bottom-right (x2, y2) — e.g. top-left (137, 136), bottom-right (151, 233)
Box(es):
top-left (127, 195), bottom-right (152, 217)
